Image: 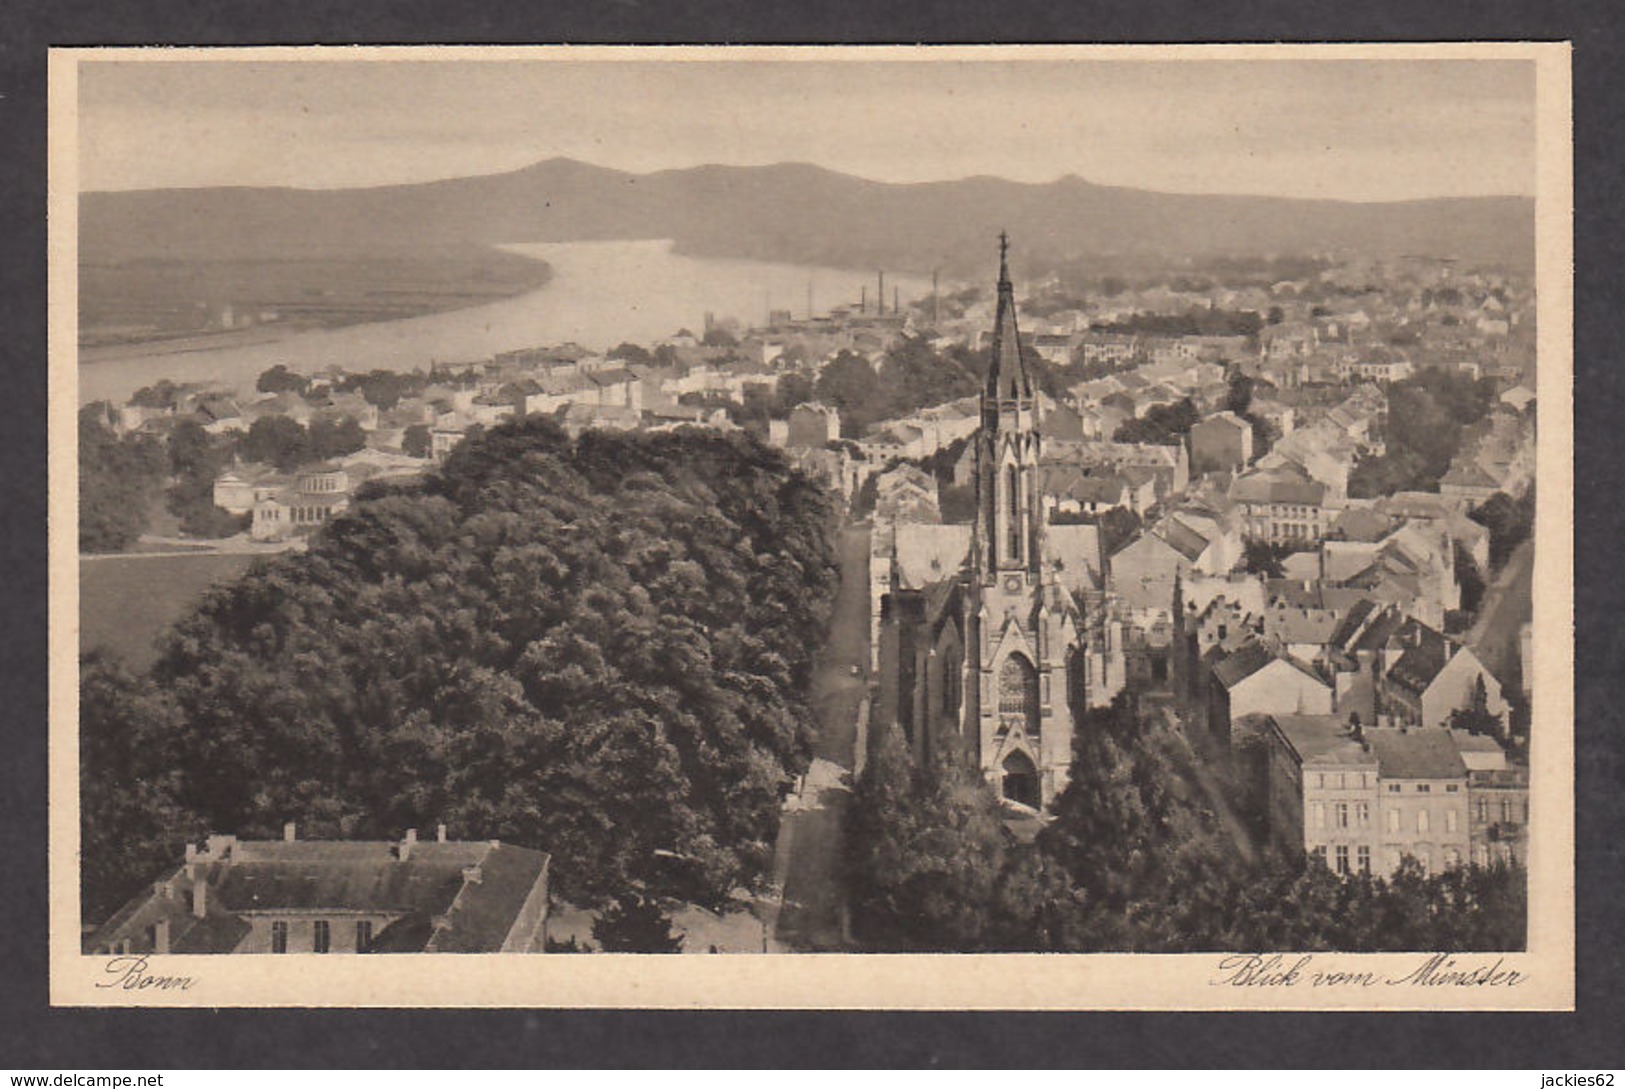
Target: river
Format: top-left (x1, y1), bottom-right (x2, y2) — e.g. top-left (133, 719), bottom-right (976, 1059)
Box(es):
top-left (76, 240), bottom-right (934, 406)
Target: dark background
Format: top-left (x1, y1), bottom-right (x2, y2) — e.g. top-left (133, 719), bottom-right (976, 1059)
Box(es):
top-left (2, 0), bottom-right (1619, 1068)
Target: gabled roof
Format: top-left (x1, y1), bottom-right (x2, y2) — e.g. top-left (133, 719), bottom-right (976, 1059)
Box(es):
top-left (1383, 620), bottom-right (1455, 695)
top-left (1211, 640), bottom-right (1279, 689)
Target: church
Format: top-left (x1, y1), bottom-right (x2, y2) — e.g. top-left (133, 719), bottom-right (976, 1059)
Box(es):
top-left (875, 237), bottom-right (1125, 809)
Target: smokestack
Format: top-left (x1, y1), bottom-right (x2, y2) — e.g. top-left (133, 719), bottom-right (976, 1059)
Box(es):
top-left (283, 821), bottom-right (297, 842)
top-left (191, 879), bottom-right (207, 919)
top-left (437, 823), bottom-right (448, 844)
top-left (894, 286), bottom-right (900, 316)
top-left (861, 285), bottom-right (867, 314)
top-left (878, 271), bottom-right (886, 315)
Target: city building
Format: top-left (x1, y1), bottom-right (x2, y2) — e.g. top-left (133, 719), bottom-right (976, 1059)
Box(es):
top-left (85, 827), bottom-right (552, 955)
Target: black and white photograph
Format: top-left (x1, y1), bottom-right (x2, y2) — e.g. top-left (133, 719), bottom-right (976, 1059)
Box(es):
top-left (49, 44), bottom-right (1573, 1009)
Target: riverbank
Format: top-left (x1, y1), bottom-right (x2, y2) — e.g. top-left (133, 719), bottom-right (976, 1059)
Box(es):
top-left (76, 240), bottom-right (930, 407)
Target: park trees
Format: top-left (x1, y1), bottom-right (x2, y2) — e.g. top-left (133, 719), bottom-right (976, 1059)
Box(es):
top-left (84, 418), bottom-right (840, 918)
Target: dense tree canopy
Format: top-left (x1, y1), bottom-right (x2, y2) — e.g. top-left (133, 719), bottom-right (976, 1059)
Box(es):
top-left (81, 419), bottom-right (841, 918)
top-left (79, 407), bottom-right (166, 552)
top-left (1349, 368), bottom-right (1501, 498)
top-left (1113, 398), bottom-right (1200, 446)
top-left (844, 693), bottom-right (1526, 953)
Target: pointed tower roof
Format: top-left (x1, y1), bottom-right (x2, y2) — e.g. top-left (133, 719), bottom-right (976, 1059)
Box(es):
top-left (986, 232), bottom-right (1033, 403)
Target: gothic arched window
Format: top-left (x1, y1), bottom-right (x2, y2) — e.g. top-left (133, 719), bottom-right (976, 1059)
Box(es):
top-left (998, 654), bottom-right (1039, 733)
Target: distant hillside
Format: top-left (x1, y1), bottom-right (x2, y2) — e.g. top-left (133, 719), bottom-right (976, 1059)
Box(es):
top-left (81, 158), bottom-right (1535, 274)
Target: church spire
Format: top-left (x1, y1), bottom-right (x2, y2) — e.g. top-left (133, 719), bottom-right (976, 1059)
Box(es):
top-left (985, 230), bottom-right (1032, 410)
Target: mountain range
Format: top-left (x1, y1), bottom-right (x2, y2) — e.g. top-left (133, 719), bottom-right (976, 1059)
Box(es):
top-left (80, 158), bottom-right (1535, 275)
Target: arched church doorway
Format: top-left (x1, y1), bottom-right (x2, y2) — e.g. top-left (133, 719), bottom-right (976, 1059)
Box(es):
top-left (1001, 749), bottom-right (1041, 810)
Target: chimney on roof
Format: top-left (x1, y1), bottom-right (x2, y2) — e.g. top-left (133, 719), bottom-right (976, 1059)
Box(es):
top-left (154, 918), bottom-right (170, 955)
top-left (462, 865), bottom-right (483, 886)
top-left (400, 828), bottom-right (417, 862)
top-left (437, 823), bottom-right (448, 844)
top-left (184, 842), bottom-right (197, 863)
top-left (283, 821), bottom-right (297, 842)
top-left (191, 878), bottom-right (207, 919)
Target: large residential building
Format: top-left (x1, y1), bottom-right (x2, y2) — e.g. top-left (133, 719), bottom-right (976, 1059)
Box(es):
top-left (1250, 715), bottom-right (1494, 877)
top-left (85, 828), bottom-right (552, 955)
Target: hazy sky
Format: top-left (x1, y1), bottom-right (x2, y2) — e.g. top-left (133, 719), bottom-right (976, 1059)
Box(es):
top-left (76, 53), bottom-right (1537, 201)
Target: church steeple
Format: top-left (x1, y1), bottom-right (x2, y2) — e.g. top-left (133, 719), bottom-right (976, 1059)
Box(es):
top-left (984, 231), bottom-right (1034, 414)
top-left (975, 233), bottom-right (1043, 575)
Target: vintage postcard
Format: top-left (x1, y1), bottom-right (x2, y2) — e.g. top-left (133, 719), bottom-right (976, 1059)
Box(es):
top-left (48, 43), bottom-right (1573, 1009)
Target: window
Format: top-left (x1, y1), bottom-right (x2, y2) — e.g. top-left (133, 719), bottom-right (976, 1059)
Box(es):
top-left (1388, 783), bottom-right (1402, 794)
top-left (1444, 847), bottom-right (1462, 869)
top-left (1445, 810), bottom-right (1458, 834)
top-left (1387, 809), bottom-right (1401, 833)
top-left (1357, 846), bottom-right (1371, 874)
top-left (1501, 799), bottom-right (1514, 823)
top-left (313, 920), bottom-right (331, 954)
top-left (1317, 773), bottom-right (1326, 789)
top-left (1313, 802), bottom-right (1325, 830)
top-left (1334, 845), bottom-right (1350, 875)
top-left (356, 920), bottom-right (373, 952)
top-left (1476, 798), bottom-right (1490, 822)
top-left (1418, 809), bottom-right (1430, 834)
top-left (1356, 802), bottom-right (1371, 828)
top-left (997, 655), bottom-right (1039, 730)
top-left (1416, 784), bottom-right (1431, 794)
top-left (271, 921), bottom-right (288, 954)
top-left (1336, 803), bottom-right (1349, 829)
top-left (1445, 784), bottom-right (1460, 793)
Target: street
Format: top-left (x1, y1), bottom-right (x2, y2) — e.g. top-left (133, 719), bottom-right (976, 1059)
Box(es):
top-left (764, 523), bottom-right (871, 951)
top-left (1466, 538), bottom-right (1534, 694)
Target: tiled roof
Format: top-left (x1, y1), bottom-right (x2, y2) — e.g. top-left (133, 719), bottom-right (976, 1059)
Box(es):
top-left (1270, 714), bottom-right (1377, 767)
top-left (1383, 621), bottom-right (1454, 695)
top-left (1368, 729), bottom-right (1468, 781)
top-left (85, 838), bottom-right (550, 955)
top-left (1211, 640), bottom-right (1278, 688)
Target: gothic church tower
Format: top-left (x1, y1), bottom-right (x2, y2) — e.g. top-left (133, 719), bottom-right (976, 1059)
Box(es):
top-left (964, 235), bottom-right (1080, 809)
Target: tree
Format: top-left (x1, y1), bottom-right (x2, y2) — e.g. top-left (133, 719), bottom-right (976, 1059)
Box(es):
top-left (815, 351), bottom-right (883, 438)
top-left (256, 364), bottom-right (309, 396)
top-left (592, 893), bottom-right (684, 952)
top-left (1112, 398), bottom-right (1199, 446)
top-left (1225, 371), bottom-right (1255, 417)
top-left (239, 415), bottom-right (310, 471)
top-left (79, 408), bottom-right (165, 552)
top-left (1446, 675), bottom-right (1501, 737)
top-left (88, 420), bottom-right (839, 914)
top-left (771, 372), bottom-right (817, 419)
top-left (402, 423), bottom-right (433, 458)
top-left (129, 380), bottom-right (180, 410)
top-left (607, 342), bottom-right (653, 367)
top-left (845, 725), bottom-right (1009, 951)
top-left (308, 416), bottom-right (366, 461)
top-left (1470, 488), bottom-right (1534, 569)
top-left (701, 326), bottom-right (738, 348)
top-left (80, 653), bottom-right (204, 924)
